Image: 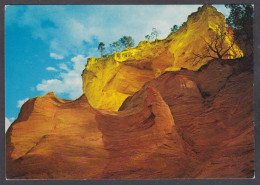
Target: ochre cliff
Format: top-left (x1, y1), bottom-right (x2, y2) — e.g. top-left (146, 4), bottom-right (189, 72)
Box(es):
top-left (6, 4), bottom-right (253, 179)
top-left (6, 94), bottom-right (109, 179)
top-left (6, 56), bottom-right (254, 179)
top-left (82, 5), bottom-right (243, 111)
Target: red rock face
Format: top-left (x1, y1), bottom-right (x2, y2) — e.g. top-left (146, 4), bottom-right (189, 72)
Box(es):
top-left (120, 57), bottom-right (254, 178)
top-left (6, 57), bottom-right (254, 179)
top-left (6, 95), bottom-right (109, 179)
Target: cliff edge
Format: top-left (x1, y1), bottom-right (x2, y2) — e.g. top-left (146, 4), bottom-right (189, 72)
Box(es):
top-left (82, 5), bottom-right (243, 111)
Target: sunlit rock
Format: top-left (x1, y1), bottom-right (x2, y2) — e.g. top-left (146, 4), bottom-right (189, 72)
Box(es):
top-left (82, 5), bottom-right (243, 111)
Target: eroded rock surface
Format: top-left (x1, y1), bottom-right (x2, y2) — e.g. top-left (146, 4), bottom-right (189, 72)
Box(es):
top-left (6, 94), bottom-right (109, 179)
top-left (120, 57), bottom-right (254, 178)
top-left (6, 57), bottom-right (254, 179)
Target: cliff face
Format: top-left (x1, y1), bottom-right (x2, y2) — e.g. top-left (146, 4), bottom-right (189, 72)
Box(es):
top-left (82, 5), bottom-right (243, 111)
top-left (6, 4), bottom-right (253, 179)
top-left (6, 94), bottom-right (109, 179)
top-left (119, 57), bottom-right (254, 178)
top-left (6, 57), bottom-right (254, 179)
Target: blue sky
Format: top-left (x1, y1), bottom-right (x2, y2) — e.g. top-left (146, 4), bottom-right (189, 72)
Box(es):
top-left (5, 5), bottom-right (230, 131)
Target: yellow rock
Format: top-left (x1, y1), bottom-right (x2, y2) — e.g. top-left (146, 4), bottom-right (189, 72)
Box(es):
top-left (82, 5), bottom-right (243, 111)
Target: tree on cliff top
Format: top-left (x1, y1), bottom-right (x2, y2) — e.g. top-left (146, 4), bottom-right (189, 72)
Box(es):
top-left (145, 28), bottom-right (161, 41)
top-left (225, 4), bottom-right (253, 54)
top-left (98, 42), bottom-right (106, 57)
top-left (119, 36), bottom-right (135, 49)
top-left (190, 4), bottom-right (253, 64)
top-left (145, 34), bottom-right (151, 41)
top-left (151, 28), bottom-right (161, 40)
top-left (190, 25), bottom-right (237, 65)
top-left (109, 41), bottom-right (122, 53)
top-left (170, 25), bottom-right (179, 33)
top-left (107, 36), bottom-right (134, 55)
top-left (225, 4), bottom-right (253, 43)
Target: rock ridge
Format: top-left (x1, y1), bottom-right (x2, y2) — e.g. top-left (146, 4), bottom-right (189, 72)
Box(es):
top-left (82, 4), bottom-right (243, 111)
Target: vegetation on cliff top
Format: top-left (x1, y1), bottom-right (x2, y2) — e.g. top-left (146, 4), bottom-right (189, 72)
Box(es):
top-left (96, 4), bottom-right (253, 61)
top-left (98, 36), bottom-right (135, 57)
top-left (225, 4), bottom-right (253, 55)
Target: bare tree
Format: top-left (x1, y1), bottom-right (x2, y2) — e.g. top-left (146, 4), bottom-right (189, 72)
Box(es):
top-left (190, 25), bottom-right (237, 66)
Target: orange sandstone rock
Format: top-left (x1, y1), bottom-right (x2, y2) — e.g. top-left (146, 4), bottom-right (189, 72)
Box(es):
top-left (6, 56), bottom-right (254, 179)
top-left (6, 94), bottom-right (109, 179)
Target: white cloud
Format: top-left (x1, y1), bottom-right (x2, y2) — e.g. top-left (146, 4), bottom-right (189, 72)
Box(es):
top-left (17, 98), bottom-right (29, 108)
top-left (36, 55), bottom-right (87, 99)
top-left (37, 79), bottom-right (65, 93)
top-left (50, 52), bottom-right (64, 60)
top-left (6, 5), bottom-right (230, 58)
top-left (5, 117), bottom-right (15, 132)
top-left (59, 63), bottom-right (69, 71)
top-left (46, 66), bottom-right (58, 71)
